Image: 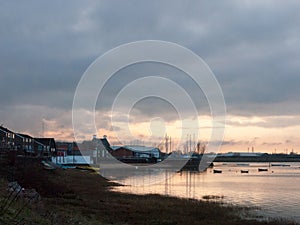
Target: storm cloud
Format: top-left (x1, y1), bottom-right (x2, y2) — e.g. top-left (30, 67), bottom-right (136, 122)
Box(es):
top-left (1, 0), bottom-right (300, 138)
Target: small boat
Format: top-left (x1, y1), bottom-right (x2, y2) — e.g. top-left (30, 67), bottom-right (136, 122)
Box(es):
top-left (258, 168), bottom-right (268, 172)
top-left (241, 170), bottom-right (249, 173)
top-left (41, 160), bottom-right (56, 171)
top-left (213, 169), bottom-right (222, 174)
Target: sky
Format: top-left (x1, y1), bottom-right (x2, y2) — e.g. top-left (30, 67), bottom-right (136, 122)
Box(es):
top-left (1, 0), bottom-right (300, 153)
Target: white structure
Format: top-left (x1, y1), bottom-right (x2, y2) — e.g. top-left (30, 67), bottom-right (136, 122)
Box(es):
top-left (52, 155), bottom-right (92, 165)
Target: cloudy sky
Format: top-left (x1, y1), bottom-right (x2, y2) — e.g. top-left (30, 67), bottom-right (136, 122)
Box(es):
top-left (1, 0), bottom-right (300, 153)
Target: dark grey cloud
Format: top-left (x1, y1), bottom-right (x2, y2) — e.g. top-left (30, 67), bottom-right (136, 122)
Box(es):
top-left (95, 62), bottom-right (210, 121)
top-left (1, 0), bottom-right (300, 134)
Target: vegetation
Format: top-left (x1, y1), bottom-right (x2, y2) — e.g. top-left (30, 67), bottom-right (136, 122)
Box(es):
top-left (0, 159), bottom-right (299, 225)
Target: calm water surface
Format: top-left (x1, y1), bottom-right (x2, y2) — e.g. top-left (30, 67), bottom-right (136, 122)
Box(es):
top-left (111, 162), bottom-right (300, 222)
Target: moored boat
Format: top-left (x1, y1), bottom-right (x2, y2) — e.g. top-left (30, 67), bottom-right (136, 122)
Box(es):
top-left (258, 168), bottom-right (268, 172)
top-left (41, 160), bottom-right (56, 171)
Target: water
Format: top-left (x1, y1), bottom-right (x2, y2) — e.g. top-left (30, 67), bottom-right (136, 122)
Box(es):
top-left (111, 162), bottom-right (300, 222)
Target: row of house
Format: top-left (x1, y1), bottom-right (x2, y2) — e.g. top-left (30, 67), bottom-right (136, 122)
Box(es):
top-left (1, 125), bottom-right (163, 163)
top-left (0, 125), bottom-right (56, 157)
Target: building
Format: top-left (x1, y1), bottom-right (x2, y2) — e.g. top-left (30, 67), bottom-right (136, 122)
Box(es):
top-left (110, 146), bottom-right (134, 158)
top-left (0, 126), bottom-right (15, 151)
top-left (92, 135), bottom-right (112, 151)
top-left (0, 125), bottom-right (57, 158)
top-left (34, 138), bottom-right (56, 157)
top-left (14, 133), bottom-right (35, 155)
top-left (56, 142), bottom-right (80, 156)
top-left (91, 135), bottom-right (113, 159)
top-left (110, 145), bottom-right (162, 162)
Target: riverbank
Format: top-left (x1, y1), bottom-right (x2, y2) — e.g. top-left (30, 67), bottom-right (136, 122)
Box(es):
top-left (0, 161), bottom-right (298, 225)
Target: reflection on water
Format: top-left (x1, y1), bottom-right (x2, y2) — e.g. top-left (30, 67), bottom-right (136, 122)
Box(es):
top-left (111, 162), bottom-right (300, 222)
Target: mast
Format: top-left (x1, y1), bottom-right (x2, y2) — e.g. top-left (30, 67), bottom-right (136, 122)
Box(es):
top-left (165, 134), bottom-right (169, 154)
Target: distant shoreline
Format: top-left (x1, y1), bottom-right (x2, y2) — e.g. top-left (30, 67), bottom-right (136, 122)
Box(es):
top-left (214, 155), bottom-right (300, 162)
